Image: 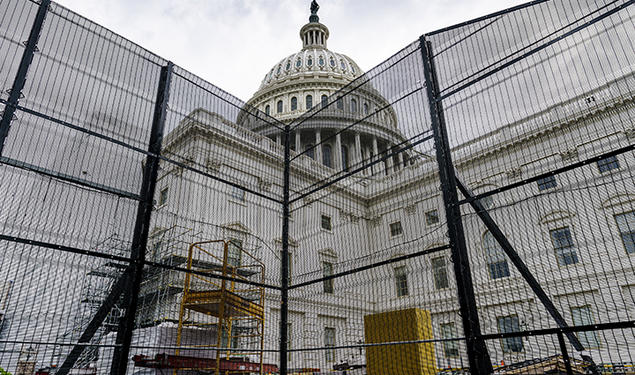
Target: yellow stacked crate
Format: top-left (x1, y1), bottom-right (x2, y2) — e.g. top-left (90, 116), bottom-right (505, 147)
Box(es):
top-left (364, 308), bottom-right (436, 375)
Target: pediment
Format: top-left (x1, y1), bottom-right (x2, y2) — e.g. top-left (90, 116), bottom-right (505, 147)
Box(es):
top-left (318, 248), bottom-right (338, 259)
top-left (540, 210), bottom-right (575, 225)
top-left (273, 236), bottom-right (299, 247)
top-left (601, 193), bottom-right (635, 209)
top-left (470, 182), bottom-right (498, 194)
top-left (221, 221), bottom-right (251, 234)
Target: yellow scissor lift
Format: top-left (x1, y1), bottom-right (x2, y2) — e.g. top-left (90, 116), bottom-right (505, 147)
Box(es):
top-left (174, 240), bottom-right (267, 375)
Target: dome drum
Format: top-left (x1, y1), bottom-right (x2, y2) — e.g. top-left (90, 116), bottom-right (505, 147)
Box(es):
top-left (287, 128), bottom-right (413, 176)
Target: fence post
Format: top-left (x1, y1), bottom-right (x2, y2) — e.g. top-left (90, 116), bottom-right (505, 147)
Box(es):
top-left (109, 62), bottom-right (174, 375)
top-left (557, 331), bottom-right (574, 375)
top-left (280, 124), bottom-right (291, 375)
top-left (419, 35), bottom-right (493, 374)
top-left (0, 0), bottom-right (50, 155)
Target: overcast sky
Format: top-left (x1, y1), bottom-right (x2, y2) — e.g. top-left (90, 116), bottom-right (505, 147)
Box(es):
top-left (53, 0), bottom-right (528, 101)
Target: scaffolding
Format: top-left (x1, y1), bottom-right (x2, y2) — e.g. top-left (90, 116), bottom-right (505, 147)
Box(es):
top-left (53, 234), bottom-right (128, 371)
top-left (134, 239), bottom-right (268, 375)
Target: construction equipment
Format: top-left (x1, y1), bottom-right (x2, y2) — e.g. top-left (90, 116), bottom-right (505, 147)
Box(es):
top-left (364, 308), bottom-right (436, 375)
top-left (132, 239), bottom-right (268, 374)
top-left (176, 239), bottom-right (266, 374)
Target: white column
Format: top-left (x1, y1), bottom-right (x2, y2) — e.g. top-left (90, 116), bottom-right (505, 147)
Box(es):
top-left (361, 148), bottom-right (369, 176)
top-left (354, 133), bottom-right (362, 169)
top-left (315, 130), bottom-right (323, 164)
top-left (295, 131), bottom-right (301, 153)
top-left (335, 132), bottom-right (343, 170)
top-left (396, 151), bottom-right (403, 171)
top-left (385, 144), bottom-right (393, 175)
top-left (371, 136), bottom-right (378, 176)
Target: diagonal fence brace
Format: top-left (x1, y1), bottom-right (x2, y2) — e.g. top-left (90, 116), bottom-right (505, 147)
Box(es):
top-left (56, 268), bottom-right (131, 375)
top-left (456, 179), bottom-right (599, 373)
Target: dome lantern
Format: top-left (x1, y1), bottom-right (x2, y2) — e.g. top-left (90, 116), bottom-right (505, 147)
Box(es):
top-left (301, 1), bottom-right (329, 49)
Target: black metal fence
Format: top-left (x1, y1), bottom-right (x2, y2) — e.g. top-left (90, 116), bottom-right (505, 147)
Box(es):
top-left (0, 0), bottom-right (633, 374)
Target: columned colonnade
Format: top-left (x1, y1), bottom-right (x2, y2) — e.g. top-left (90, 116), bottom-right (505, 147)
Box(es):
top-left (274, 130), bottom-right (409, 176)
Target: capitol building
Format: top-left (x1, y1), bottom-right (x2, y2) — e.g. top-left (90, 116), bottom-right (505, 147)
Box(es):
top-left (127, 2), bottom-right (634, 372)
top-left (0, 1), bottom-right (633, 374)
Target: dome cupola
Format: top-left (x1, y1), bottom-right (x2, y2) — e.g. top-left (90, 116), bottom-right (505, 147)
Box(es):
top-left (300, 1), bottom-right (329, 49)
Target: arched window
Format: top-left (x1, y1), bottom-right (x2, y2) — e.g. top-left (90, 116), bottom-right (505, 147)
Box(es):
top-left (307, 56), bottom-right (313, 67)
top-left (285, 60), bottom-right (291, 71)
top-left (336, 97), bottom-right (343, 110)
top-left (363, 103), bottom-right (369, 115)
top-left (277, 100), bottom-right (283, 113)
top-left (319, 56), bottom-right (325, 66)
top-left (329, 57), bottom-right (336, 67)
top-left (351, 99), bottom-right (357, 113)
top-left (291, 97), bottom-right (298, 111)
top-left (322, 144), bottom-right (332, 168)
top-left (341, 145), bottom-right (349, 171)
top-left (483, 231), bottom-right (510, 279)
top-left (296, 58), bottom-right (302, 68)
top-left (340, 59), bottom-right (347, 71)
top-left (321, 95), bottom-right (328, 108)
top-left (305, 144), bottom-right (315, 159)
top-left (306, 95), bottom-right (313, 110)
top-left (265, 105), bottom-right (270, 115)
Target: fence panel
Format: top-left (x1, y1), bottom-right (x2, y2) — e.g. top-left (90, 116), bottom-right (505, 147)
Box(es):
top-left (0, 0), bottom-right (633, 374)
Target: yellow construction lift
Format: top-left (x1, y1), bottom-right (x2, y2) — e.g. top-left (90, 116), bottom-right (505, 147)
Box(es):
top-left (131, 239), bottom-right (274, 374)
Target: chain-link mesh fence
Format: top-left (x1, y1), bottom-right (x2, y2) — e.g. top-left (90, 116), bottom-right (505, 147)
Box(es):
top-left (0, 0), bottom-right (633, 374)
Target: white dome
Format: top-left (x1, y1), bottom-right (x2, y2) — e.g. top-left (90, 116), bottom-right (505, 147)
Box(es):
top-left (258, 49), bottom-right (363, 92)
top-left (238, 2), bottom-right (412, 174)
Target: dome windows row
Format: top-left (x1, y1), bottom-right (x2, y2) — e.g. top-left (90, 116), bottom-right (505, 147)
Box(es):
top-left (263, 94), bottom-right (389, 126)
top-left (264, 54), bottom-right (357, 84)
top-left (264, 94), bottom-right (326, 115)
top-left (335, 96), bottom-right (371, 116)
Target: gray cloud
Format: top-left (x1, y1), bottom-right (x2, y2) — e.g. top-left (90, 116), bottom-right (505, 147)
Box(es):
top-left (53, 0), bottom-right (528, 100)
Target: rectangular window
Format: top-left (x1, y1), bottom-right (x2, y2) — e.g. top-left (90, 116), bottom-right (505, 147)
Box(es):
top-left (615, 212), bottom-right (635, 254)
top-left (425, 210), bottom-right (440, 225)
top-left (550, 227), bottom-right (579, 266)
top-left (431, 256), bottom-right (449, 290)
top-left (389, 221), bottom-right (403, 237)
top-left (321, 214), bottom-right (332, 231)
top-left (440, 323), bottom-right (459, 358)
top-left (336, 97), bottom-right (343, 110)
top-left (497, 315), bottom-right (523, 353)
top-left (322, 262), bottom-right (334, 294)
top-left (597, 155), bottom-right (619, 173)
top-left (158, 187), bottom-right (168, 206)
top-left (324, 327), bottom-right (336, 362)
top-left (571, 306), bottom-right (600, 349)
top-left (221, 326), bottom-right (239, 349)
top-left (483, 231), bottom-right (510, 279)
top-left (479, 195), bottom-right (493, 209)
top-left (394, 266), bottom-right (409, 297)
top-left (227, 239), bottom-right (242, 267)
top-left (231, 186), bottom-right (245, 201)
top-left (537, 175), bottom-right (557, 190)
